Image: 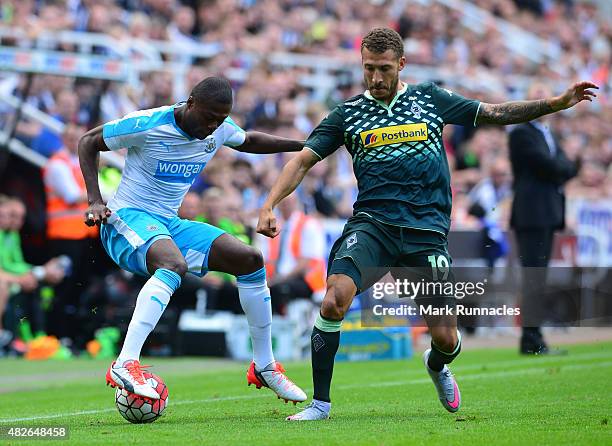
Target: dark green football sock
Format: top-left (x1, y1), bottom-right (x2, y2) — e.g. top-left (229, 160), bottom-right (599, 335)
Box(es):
top-left (428, 331), bottom-right (462, 372)
top-left (311, 314), bottom-right (342, 403)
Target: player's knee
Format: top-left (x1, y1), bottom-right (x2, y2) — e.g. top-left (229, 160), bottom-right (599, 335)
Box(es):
top-left (158, 259), bottom-right (188, 278)
top-left (242, 246), bottom-right (264, 273)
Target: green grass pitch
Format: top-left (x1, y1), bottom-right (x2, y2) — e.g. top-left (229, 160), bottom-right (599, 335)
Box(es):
top-left (0, 342), bottom-right (610, 445)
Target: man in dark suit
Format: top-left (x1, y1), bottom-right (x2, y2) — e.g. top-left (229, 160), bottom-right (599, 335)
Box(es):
top-left (509, 83), bottom-right (581, 354)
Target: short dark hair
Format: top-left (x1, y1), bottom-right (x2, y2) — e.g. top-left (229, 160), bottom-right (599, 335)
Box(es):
top-left (191, 76), bottom-right (233, 105)
top-left (361, 28), bottom-right (404, 59)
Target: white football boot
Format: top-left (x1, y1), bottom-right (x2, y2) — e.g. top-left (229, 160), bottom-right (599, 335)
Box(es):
top-left (246, 361), bottom-right (307, 404)
top-left (423, 349), bottom-right (461, 412)
top-left (106, 359), bottom-right (160, 400)
top-left (286, 400), bottom-right (331, 421)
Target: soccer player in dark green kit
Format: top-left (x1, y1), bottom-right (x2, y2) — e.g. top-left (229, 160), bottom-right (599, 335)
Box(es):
top-left (257, 28), bottom-right (598, 420)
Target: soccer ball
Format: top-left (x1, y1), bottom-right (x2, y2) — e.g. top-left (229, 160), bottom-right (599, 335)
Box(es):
top-left (114, 372), bottom-right (169, 423)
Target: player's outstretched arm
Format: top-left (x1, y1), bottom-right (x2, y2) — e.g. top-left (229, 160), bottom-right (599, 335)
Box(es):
top-left (78, 125), bottom-right (112, 226)
top-left (476, 81), bottom-right (598, 125)
top-left (256, 148), bottom-right (319, 238)
top-left (234, 131), bottom-right (304, 154)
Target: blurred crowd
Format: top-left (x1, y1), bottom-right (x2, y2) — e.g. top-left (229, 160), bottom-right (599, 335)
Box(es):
top-left (0, 0), bottom-right (610, 229)
top-left (0, 0), bottom-right (610, 353)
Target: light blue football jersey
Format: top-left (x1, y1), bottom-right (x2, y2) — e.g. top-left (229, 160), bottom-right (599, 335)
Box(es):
top-left (102, 103), bottom-right (245, 217)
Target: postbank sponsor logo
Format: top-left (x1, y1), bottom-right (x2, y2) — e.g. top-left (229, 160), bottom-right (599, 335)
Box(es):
top-left (360, 123), bottom-right (428, 149)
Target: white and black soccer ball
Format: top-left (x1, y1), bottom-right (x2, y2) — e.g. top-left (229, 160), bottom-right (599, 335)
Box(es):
top-left (114, 372), bottom-right (169, 424)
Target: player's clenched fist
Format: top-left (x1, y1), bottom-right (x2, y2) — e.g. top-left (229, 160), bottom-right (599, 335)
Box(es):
top-left (257, 207), bottom-right (280, 238)
top-left (85, 201), bottom-right (111, 226)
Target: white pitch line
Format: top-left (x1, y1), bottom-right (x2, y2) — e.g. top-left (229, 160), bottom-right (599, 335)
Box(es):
top-left (1, 359), bottom-right (610, 424)
top-left (2, 350), bottom-right (610, 390)
top-left (0, 395), bottom-right (267, 423)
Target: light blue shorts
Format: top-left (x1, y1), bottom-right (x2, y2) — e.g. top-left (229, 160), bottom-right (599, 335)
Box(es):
top-left (100, 207), bottom-right (225, 277)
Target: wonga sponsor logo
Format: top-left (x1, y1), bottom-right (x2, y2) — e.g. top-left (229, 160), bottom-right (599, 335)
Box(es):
top-left (360, 123), bottom-right (428, 149)
top-left (155, 161), bottom-right (206, 183)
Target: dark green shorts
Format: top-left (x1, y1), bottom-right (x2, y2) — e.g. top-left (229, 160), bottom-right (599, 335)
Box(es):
top-left (327, 214), bottom-right (452, 294)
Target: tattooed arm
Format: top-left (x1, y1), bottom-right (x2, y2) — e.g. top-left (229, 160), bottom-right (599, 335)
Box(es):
top-left (476, 81), bottom-right (598, 125)
top-left (477, 99), bottom-right (554, 125)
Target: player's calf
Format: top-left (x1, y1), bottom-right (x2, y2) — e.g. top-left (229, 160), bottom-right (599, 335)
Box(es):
top-left (231, 263), bottom-right (306, 404)
top-left (429, 325), bottom-right (459, 356)
top-left (108, 265), bottom-right (182, 400)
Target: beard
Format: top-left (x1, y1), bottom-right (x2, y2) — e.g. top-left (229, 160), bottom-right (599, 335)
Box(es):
top-left (364, 73), bottom-right (400, 103)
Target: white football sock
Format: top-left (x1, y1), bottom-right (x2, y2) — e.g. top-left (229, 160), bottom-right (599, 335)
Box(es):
top-left (117, 271), bottom-right (177, 364)
top-left (236, 268), bottom-right (275, 370)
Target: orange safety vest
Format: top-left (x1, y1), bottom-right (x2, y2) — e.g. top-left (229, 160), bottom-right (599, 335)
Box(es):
top-left (44, 151), bottom-right (98, 240)
top-left (265, 212), bottom-right (326, 293)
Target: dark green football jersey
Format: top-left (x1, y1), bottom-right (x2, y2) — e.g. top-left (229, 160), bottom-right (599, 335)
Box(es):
top-left (306, 82), bottom-right (481, 235)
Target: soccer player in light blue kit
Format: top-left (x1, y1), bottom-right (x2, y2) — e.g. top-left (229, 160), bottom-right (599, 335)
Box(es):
top-left (78, 77), bottom-right (307, 404)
